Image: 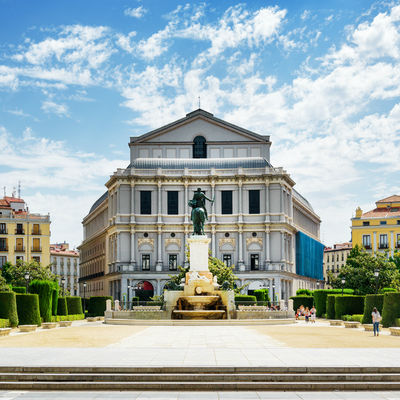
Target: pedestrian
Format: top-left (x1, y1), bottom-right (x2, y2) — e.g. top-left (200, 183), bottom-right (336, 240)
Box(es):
top-left (304, 307), bottom-right (310, 323)
top-left (371, 307), bottom-right (381, 337)
top-left (310, 306), bottom-right (316, 323)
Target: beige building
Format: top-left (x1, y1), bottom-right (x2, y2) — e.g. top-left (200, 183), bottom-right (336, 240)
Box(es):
top-left (0, 196), bottom-right (51, 267)
top-left (323, 242), bottom-right (352, 285)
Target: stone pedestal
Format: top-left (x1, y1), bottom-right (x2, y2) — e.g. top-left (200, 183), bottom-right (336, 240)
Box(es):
top-left (188, 235), bottom-right (211, 271)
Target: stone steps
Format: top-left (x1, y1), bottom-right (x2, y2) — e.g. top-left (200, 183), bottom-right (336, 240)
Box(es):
top-left (1, 367), bottom-right (400, 391)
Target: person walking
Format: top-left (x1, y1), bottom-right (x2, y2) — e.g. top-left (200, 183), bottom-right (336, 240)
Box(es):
top-left (371, 307), bottom-right (381, 336)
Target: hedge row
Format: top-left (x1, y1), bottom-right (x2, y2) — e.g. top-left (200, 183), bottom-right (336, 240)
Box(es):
top-left (66, 296), bottom-right (83, 315)
top-left (29, 280), bottom-right (54, 322)
top-left (16, 294), bottom-right (41, 326)
top-left (57, 297), bottom-right (68, 316)
top-left (0, 318), bottom-right (9, 328)
top-left (335, 296), bottom-right (365, 320)
top-left (326, 295), bottom-right (337, 319)
top-left (0, 291), bottom-right (19, 327)
top-left (382, 293), bottom-right (400, 328)
top-left (50, 314), bottom-right (85, 322)
top-left (362, 294), bottom-right (384, 324)
top-left (12, 287), bottom-right (26, 294)
top-left (234, 295), bottom-right (257, 305)
top-left (253, 289), bottom-right (270, 304)
top-left (88, 296), bottom-right (112, 317)
top-left (290, 296), bottom-right (313, 311)
top-left (313, 289), bottom-right (354, 317)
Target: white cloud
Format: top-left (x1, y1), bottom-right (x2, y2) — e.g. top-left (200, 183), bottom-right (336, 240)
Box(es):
top-left (124, 6), bottom-right (147, 19)
top-left (41, 100), bottom-right (69, 117)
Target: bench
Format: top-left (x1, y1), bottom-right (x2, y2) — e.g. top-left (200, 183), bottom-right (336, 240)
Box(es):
top-left (329, 320), bottom-right (343, 326)
top-left (19, 325), bottom-right (37, 332)
top-left (363, 324), bottom-right (373, 331)
top-left (0, 328), bottom-right (12, 336)
top-left (344, 321), bottom-right (361, 328)
top-left (238, 306), bottom-right (268, 312)
top-left (59, 321), bottom-right (72, 327)
top-left (41, 322), bottom-right (57, 329)
top-left (132, 306), bottom-right (162, 312)
top-left (390, 327), bottom-right (400, 336)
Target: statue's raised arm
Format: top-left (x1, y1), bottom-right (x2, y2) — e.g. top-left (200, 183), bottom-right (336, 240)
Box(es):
top-left (188, 188), bottom-right (214, 235)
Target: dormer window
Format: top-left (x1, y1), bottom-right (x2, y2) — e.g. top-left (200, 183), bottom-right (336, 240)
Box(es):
top-left (193, 136), bottom-right (207, 158)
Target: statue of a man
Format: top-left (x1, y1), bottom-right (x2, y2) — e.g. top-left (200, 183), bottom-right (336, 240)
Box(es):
top-left (188, 188), bottom-right (214, 235)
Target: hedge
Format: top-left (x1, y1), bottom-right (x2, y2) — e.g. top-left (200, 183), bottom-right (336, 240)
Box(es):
top-left (66, 296), bottom-right (83, 315)
top-left (313, 289), bottom-right (355, 317)
top-left (88, 296), bottom-right (112, 317)
top-left (52, 286), bottom-right (59, 316)
top-left (296, 289), bottom-right (313, 296)
top-left (16, 294), bottom-right (41, 326)
top-left (362, 294), bottom-right (384, 324)
top-left (51, 314), bottom-right (85, 322)
top-left (290, 296), bottom-right (313, 311)
top-left (254, 289), bottom-right (270, 304)
top-left (382, 292), bottom-right (400, 328)
top-left (0, 291), bottom-right (19, 327)
top-left (234, 295), bottom-right (257, 306)
top-left (131, 296), bottom-right (139, 306)
top-left (57, 297), bottom-right (68, 316)
top-left (12, 287), bottom-right (26, 294)
top-left (335, 295), bottom-right (365, 320)
top-left (379, 287), bottom-right (397, 294)
top-left (342, 314), bottom-right (363, 322)
top-left (0, 318), bottom-right (9, 328)
top-left (326, 295), bottom-right (337, 319)
top-left (29, 280), bottom-right (54, 322)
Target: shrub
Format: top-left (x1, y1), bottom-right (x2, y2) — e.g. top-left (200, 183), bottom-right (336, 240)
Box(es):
top-left (131, 296), bottom-right (139, 306)
top-left (51, 314), bottom-right (85, 322)
top-left (57, 297), bottom-right (68, 316)
top-left (234, 295), bottom-right (257, 306)
top-left (290, 296), bottom-right (313, 311)
top-left (146, 301), bottom-right (163, 306)
top-left (362, 294), bottom-right (384, 324)
top-left (16, 294), bottom-right (41, 326)
top-left (296, 289), bottom-right (313, 296)
top-left (12, 287), bottom-right (26, 294)
top-left (29, 280), bottom-right (54, 322)
top-left (253, 289), bottom-right (270, 305)
top-left (88, 296), bottom-right (112, 317)
top-left (0, 318), bottom-right (9, 328)
top-left (379, 287), bottom-right (397, 294)
top-left (66, 296), bottom-right (83, 315)
top-left (326, 295), bottom-right (337, 319)
top-left (52, 285), bottom-right (59, 316)
top-left (0, 291), bottom-right (18, 327)
top-left (350, 314), bottom-right (364, 322)
top-left (313, 289), bottom-right (355, 317)
top-left (335, 296), bottom-right (365, 320)
top-left (382, 292), bottom-right (400, 328)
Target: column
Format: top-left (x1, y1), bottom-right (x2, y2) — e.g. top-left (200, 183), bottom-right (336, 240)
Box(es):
top-left (184, 181), bottom-right (188, 223)
top-left (265, 182), bottom-right (270, 222)
top-left (130, 229), bottom-right (136, 268)
top-left (116, 185), bottom-right (121, 222)
top-left (391, 231), bottom-right (394, 256)
top-left (157, 180), bottom-right (162, 223)
top-left (211, 225), bottom-right (216, 257)
top-left (280, 186), bottom-right (284, 220)
top-left (116, 233), bottom-right (121, 263)
top-left (238, 227), bottom-right (244, 271)
top-left (291, 233), bottom-right (296, 270)
top-left (280, 232), bottom-right (285, 262)
top-left (130, 184), bottom-right (135, 223)
top-left (289, 189), bottom-right (293, 220)
top-left (238, 180), bottom-right (243, 223)
top-left (156, 279), bottom-right (161, 296)
top-left (156, 226), bottom-right (163, 271)
top-left (211, 182), bottom-right (216, 223)
top-left (275, 277), bottom-right (281, 301)
top-left (373, 231), bottom-right (377, 252)
top-left (264, 230), bottom-right (270, 267)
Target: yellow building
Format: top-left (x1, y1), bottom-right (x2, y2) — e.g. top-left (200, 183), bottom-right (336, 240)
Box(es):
top-left (351, 195), bottom-right (400, 255)
top-left (0, 196), bottom-right (51, 267)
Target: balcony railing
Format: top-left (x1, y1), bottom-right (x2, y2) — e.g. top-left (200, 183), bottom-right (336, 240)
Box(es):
top-left (15, 229), bottom-right (24, 235)
top-left (0, 247), bottom-right (8, 252)
top-left (378, 244), bottom-right (388, 249)
top-left (364, 245), bottom-right (371, 249)
top-left (31, 230), bottom-right (41, 235)
top-left (0, 230), bottom-right (7, 234)
top-left (31, 247), bottom-right (42, 252)
top-left (15, 247), bottom-right (25, 252)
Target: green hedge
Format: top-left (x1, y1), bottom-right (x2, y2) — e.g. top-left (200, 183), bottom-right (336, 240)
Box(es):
top-left (313, 289), bottom-right (355, 317)
top-left (0, 291), bottom-right (18, 327)
top-left (131, 296), bottom-right (139, 306)
top-left (88, 296), bottom-right (112, 317)
top-left (12, 287), bottom-right (26, 294)
top-left (290, 296), bottom-right (313, 311)
top-left (335, 295), bottom-right (365, 320)
top-left (66, 296), bottom-right (83, 315)
top-left (253, 289), bottom-right (270, 304)
top-left (382, 292), bottom-right (400, 328)
top-left (16, 294), bottom-right (41, 326)
top-left (52, 286), bottom-right (59, 316)
top-left (234, 295), bottom-right (257, 305)
top-left (326, 295), bottom-right (337, 319)
top-left (342, 314), bottom-right (363, 322)
top-left (29, 280), bottom-right (54, 322)
top-left (57, 297), bottom-right (68, 316)
top-left (379, 287), bottom-right (397, 294)
top-left (51, 314), bottom-right (85, 322)
top-left (0, 318), bottom-right (9, 328)
top-left (296, 289), bottom-right (313, 296)
top-left (362, 294), bottom-right (384, 324)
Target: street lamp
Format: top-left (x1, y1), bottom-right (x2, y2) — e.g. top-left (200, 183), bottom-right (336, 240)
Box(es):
top-left (341, 278), bottom-right (345, 296)
top-left (316, 281), bottom-right (320, 290)
top-left (24, 273), bottom-right (30, 293)
top-left (272, 283), bottom-right (276, 306)
top-left (374, 269), bottom-right (380, 294)
top-left (61, 277), bottom-right (65, 296)
top-left (127, 284), bottom-right (131, 309)
top-left (83, 282), bottom-right (87, 315)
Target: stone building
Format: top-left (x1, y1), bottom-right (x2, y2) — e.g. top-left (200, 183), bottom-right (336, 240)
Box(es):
top-left (79, 109), bottom-right (324, 302)
top-left (323, 242), bottom-right (352, 285)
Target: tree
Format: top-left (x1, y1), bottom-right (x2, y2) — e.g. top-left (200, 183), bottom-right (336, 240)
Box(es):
top-left (0, 270), bottom-right (10, 292)
top-left (329, 245), bottom-right (400, 295)
top-left (2, 260), bottom-right (56, 287)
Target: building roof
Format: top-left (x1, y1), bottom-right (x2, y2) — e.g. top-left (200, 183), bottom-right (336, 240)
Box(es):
top-left (4, 196), bottom-right (25, 204)
top-left (324, 242), bottom-right (352, 252)
top-left (292, 189), bottom-right (314, 212)
top-left (128, 157), bottom-right (272, 170)
top-left (89, 191), bottom-right (108, 214)
top-left (362, 208), bottom-right (400, 218)
top-left (376, 195), bottom-right (400, 204)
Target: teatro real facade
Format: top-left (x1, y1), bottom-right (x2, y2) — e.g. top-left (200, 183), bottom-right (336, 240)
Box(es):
top-left (79, 109), bottom-right (324, 302)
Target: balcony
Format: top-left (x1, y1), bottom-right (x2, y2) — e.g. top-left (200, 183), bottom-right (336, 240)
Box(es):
top-left (379, 244), bottom-right (388, 249)
top-left (31, 247), bottom-right (42, 253)
top-left (363, 244), bottom-right (371, 249)
top-left (15, 247), bottom-right (25, 252)
top-left (0, 246), bottom-right (8, 252)
top-left (31, 230), bottom-right (41, 235)
top-left (15, 229), bottom-right (25, 235)
top-left (0, 230), bottom-right (7, 234)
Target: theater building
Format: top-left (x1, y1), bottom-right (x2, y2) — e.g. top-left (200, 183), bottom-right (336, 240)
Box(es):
top-left (79, 109), bottom-right (324, 302)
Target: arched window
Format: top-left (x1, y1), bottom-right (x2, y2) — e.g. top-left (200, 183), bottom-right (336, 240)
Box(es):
top-left (193, 136), bottom-right (207, 158)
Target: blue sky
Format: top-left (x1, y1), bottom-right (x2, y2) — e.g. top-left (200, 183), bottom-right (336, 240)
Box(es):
top-left (1, 0), bottom-right (399, 249)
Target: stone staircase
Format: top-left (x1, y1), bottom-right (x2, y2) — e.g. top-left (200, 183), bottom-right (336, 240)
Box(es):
top-left (1, 366), bottom-right (400, 391)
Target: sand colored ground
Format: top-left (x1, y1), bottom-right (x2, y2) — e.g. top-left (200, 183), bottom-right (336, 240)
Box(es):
top-left (0, 324), bottom-right (147, 348)
top-left (252, 323), bottom-right (400, 348)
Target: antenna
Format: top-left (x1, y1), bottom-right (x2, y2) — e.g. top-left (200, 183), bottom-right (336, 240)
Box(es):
top-left (12, 186), bottom-right (16, 198)
top-left (18, 181), bottom-right (21, 198)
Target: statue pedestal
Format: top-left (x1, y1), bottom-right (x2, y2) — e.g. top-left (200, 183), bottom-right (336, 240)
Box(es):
top-left (188, 235), bottom-right (211, 272)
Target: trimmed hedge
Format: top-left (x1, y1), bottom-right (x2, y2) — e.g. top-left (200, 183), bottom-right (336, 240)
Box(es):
top-left (131, 296), bottom-right (139, 306)
top-left (296, 289), bottom-right (313, 296)
top-left (16, 294), bottom-right (41, 326)
top-left (12, 287), bottom-right (26, 294)
top-left (362, 294), bottom-right (384, 324)
top-left (382, 292), bottom-right (400, 328)
top-left (254, 289), bottom-right (270, 304)
top-left (88, 296), bottom-right (112, 317)
top-left (51, 314), bottom-right (85, 322)
top-left (0, 318), bottom-right (9, 328)
top-left (335, 295), bottom-right (365, 320)
top-left (326, 295), bottom-right (337, 319)
top-left (313, 289), bottom-right (355, 317)
top-left (66, 296), bottom-right (83, 315)
top-left (342, 314), bottom-right (363, 322)
top-left (29, 280), bottom-right (54, 322)
top-left (0, 291), bottom-right (19, 327)
top-left (379, 287), bottom-right (397, 294)
top-left (290, 296), bottom-right (313, 311)
top-left (52, 286), bottom-right (59, 316)
top-left (57, 297), bottom-right (68, 316)
top-left (234, 295), bottom-right (257, 306)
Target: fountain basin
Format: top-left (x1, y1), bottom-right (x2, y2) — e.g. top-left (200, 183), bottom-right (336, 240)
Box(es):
top-left (180, 295), bottom-right (220, 310)
top-left (173, 310), bottom-right (226, 320)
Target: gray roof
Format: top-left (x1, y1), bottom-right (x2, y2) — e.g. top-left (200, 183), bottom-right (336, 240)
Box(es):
top-left (293, 189), bottom-right (314, 212)
top-left (89, 191), bottom-right (108, 214)
top-left (128, 157), bottom-right (272, 169)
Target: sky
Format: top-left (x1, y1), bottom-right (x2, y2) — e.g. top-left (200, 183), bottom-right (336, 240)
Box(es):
top-left (1, 0), bottom-right (400, 249)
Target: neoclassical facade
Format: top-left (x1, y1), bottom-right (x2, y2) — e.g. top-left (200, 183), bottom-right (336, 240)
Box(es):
top-left (79, 110), bottom-right (323, 302)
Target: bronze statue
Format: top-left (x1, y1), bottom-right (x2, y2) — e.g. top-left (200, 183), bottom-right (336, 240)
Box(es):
top-left (188, 188), bottom-right (214, 235)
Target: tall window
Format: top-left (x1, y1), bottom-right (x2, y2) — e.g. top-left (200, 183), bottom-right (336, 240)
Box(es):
top-left (362, 235), bottom-right (371, 248)
top-left (32, 238), bottom-right (40, 252)
top-left (15, 238), bottom-right (23, 252)
top-left (32, 224), bottom-right (40, 235)
top-left (363, 221), bottom-right (370, 226)
top-left (223, 254), bottom-right (232, 267)
top-left (193, 136), bottom-right (207, 158)
top-left (169, 254), bottom-right (178, 271)
top-left (16, 223), bottom-right (23, 234)
top-left (379, 234), bottom-right (388, 249)
top-left (0, 223), bottom-right (6, 234)
top-left (0, 256), bottom-right (6, 267)
top-left (140, 191), bottom-right (152, 214)
top-left (167, 191), bottom-right (178, 215)
top-left (221, 191), bottom-right (233, 214)
top-left (0, 238), bottom-right (7, 251)
top-left (142, 254), bottom-right (150, 270)
top-left (250, 254), bottom-right (259, 271)
top-left (249, 190), bottom-right (260, 214)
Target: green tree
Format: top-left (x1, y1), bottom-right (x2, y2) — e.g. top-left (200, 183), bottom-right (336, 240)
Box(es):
top-left (0, 270), bottom-right (10, 292)
top-left (3, 260), bottom-right (56, 287)
top-left (329, 245), bottom-right (400, 295)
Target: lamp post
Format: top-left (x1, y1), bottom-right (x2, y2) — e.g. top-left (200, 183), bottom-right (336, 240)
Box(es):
top-left (272, 283), bottom-right (276, 306)
top-left (24, 273), bottom-right (30, 294)
top-left (341, 278), bottom-right (345, 296)
top-left (83, 282), bottom-right (87, 315)
top-left (61, 277), bottom-right (65, 296)
top-left (374, 269), bottom-right (379, 294)
top-left (316, 281), bottom-right (320, 290)
top-left (127, 284), bottom-right (131, 309)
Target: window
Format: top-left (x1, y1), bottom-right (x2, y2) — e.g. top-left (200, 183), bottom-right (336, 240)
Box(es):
top-left (16, 223), bottom-right (23, 234)
top-left (32, 224), bottom-right (40, 235)
top-left (336, 254), bottom-right (339, 261)
top-left (15, 238), bottom-right (23, 252)
top-left (32, 238), bottom-right (40, 252)
top-left (32, 256), bottom-right (40, 263)
top-left (0, 256), bottom-right (6, 267)
top-left (142, 254), bottom-right (150, 270)
top-left (397, 234), bottom-right (400, 248)
top-left (249, 190), bottom-right (260, 214)
top-left (341, 253), bottom-right (344, 261)
top-left (193, 136), bottom-right (207, 158)
top-left (380, 221), bottom-right (387, 225)
top-left (336, 266), bottom-right (340, 273)
top-left (221, 191), bottom-right (233, 214)
top-left (0, 238), bottom-right (7, 251)
top-left (16, 256), bottom-right (23, 262)
top-left (167, 191), bottom-right (178, 215)
top-left (169, 254), bottom-right (178, 271)
top-left (379, 234), bottom-right (388, 249)
top-left (363, 221), bottom-right (370, 226)
top-left (140, 191), bottom-right (152, 214)
top-left (326, 255), bottom-right (329, 262)
top-left (223, 254), bottom-right (232, 267)
top-left (397, 220), bottom-right (400, 225)
top-left (362, 235), bottom-right (371, 249)
top-left (250, 254), bottom-right (259, 271)
top-left (0, 223), bottom-right (6, 234)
